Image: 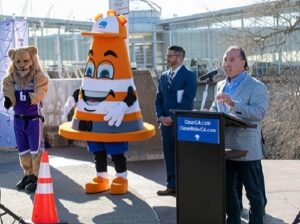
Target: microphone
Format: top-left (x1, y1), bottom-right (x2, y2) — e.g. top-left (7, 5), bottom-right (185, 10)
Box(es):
top-left (199, 69), bottom-right (218, 81)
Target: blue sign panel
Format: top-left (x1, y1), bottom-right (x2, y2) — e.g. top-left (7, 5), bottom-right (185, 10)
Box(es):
top-left (177, 116), bottom-right (219, 144)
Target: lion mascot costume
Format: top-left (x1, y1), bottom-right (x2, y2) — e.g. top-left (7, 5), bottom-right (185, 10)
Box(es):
top-left (1, 46), bottom-right (49, 193)
top-left (59, 10), bottom-right (155, 195)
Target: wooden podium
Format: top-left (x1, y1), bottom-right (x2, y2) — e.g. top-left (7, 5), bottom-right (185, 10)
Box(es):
top-left (174, 111), bottom-right (254, 224)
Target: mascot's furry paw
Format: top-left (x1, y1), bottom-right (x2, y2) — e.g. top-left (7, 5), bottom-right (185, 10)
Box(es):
top-left (85, 176), bottom-right (110, 194)
top-left (110, 177), bottom-right (128, 195)
top-left (4, 96), bottom-right (12, 109)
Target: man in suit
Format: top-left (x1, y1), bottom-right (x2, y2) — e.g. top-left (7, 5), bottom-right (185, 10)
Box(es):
top-left (210, 46), bottom-right (268, 224)
top-left (155, 45), bottom-right (197, 196)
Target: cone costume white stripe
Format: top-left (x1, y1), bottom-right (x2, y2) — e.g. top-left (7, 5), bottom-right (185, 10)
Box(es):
top-left (82, 78), bottom-right (136, 92)
top-left (76, 100), bottom-right (141, 114)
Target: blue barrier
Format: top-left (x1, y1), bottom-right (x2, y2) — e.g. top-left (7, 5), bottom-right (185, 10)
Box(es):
top-left (0, 111), bottom-right (16, 148)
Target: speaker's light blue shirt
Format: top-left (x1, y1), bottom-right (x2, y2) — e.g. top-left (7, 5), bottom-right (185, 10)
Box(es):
top-left (223, 71), bottom-right (247, 95)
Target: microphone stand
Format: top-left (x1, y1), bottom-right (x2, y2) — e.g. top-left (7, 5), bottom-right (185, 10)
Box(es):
top-left (200, 77), bottom-right (214, 110)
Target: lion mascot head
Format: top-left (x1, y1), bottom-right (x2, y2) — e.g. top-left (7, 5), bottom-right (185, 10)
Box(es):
top-left (7, 46), bottom-right (42, 88)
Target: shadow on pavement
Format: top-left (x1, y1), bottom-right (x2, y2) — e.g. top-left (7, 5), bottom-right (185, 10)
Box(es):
top-left (127, 159), bottom-right (166, 186)
top-left (91, 193), bottom-right (159, 224)
top-left (49, 146), bottom-right (167, 187)
top-left (49, 160), bottom-right (159, 223)
top-left (153, 206), bottom-right (176, 224)
top-left (47, 146), bottom-right (94, 163)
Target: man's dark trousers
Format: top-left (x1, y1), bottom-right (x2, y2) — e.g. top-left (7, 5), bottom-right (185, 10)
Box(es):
top-left (160, 124), bottom-right (176, 189)
top-left (226, 160), bottom-right (265, 224)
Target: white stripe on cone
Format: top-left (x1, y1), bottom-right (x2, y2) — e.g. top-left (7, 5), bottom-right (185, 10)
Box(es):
top-left (36, 183), bottom-right (54, 194)
top-left (38, 163), bottom-right (51, 178)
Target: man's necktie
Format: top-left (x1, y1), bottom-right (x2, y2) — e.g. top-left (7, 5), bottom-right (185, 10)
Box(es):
top-left (168, 71), bottom-right (175, 88)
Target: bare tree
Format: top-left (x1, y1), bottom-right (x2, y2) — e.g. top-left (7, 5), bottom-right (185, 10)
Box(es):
top-left (261, 70), bottom-right (300, 159)
top-left (239, 1), bottom-right (299, 48)
top-left (213, 0), bottom-right (300, 74)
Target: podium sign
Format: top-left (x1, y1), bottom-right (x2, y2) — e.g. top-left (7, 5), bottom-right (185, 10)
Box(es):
top-left (177, 116), bottom-right (219, 144)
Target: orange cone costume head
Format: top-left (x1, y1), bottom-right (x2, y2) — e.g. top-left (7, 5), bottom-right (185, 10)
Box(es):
top-left (59, 10), bottom-right (155, 142)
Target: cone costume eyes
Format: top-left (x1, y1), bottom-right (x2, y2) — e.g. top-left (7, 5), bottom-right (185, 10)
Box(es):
top-left (85, 60), bottom-right (114, 79)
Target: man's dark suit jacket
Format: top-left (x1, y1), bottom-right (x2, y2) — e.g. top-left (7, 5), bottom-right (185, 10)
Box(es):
top-left (155, 65), bottom-right (198, 120)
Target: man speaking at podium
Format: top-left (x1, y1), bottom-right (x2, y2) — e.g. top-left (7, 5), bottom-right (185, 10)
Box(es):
top-left (210, 46), bottom-right (268, 224)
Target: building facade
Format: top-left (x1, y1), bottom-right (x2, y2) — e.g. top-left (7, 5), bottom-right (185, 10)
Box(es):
top-left (1, 0), bottom-right (299, 76)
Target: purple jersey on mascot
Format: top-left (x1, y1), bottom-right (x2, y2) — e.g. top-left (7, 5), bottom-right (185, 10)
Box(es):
top-left (14, 80), bottom-right (39, 116)
top-left (13, 79), bottom-right (44, 154)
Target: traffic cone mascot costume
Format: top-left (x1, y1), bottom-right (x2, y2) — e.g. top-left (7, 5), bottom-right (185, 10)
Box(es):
top-left (59, 10), bottom-right (155, 194)
top-left (1, 46), bottom-right (48, 193)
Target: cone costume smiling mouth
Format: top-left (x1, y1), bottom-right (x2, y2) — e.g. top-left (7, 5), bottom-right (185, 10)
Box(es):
top-left (82, 89), bottom-right (115, 107)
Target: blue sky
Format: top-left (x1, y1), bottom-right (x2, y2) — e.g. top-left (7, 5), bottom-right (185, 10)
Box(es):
top-left (1, 0), bottom-right (256, 21)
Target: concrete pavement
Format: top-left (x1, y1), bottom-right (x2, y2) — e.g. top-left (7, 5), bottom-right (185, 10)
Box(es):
top-left (0, 146), bottom-right (299, 224)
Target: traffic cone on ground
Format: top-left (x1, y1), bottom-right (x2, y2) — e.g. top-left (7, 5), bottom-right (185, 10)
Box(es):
top-left (32, 151), bottom-right (59, 224)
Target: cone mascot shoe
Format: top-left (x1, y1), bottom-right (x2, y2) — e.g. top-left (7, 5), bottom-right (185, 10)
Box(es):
top-left (59, 10), bottom-right (155, 195)
top-left (110, 177), bottom-right (128, 195)
top-left (86, 177), bottom-right (110, 194)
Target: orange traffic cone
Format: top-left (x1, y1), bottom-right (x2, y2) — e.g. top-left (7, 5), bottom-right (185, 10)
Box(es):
top-left (32, 151), bottom-right (59, 224)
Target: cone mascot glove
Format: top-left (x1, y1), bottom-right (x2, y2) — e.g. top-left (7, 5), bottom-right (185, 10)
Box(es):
top-left (59, 10), bottom-right (155, 194)
top-left (1, 46), bottom-right (49, 193)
